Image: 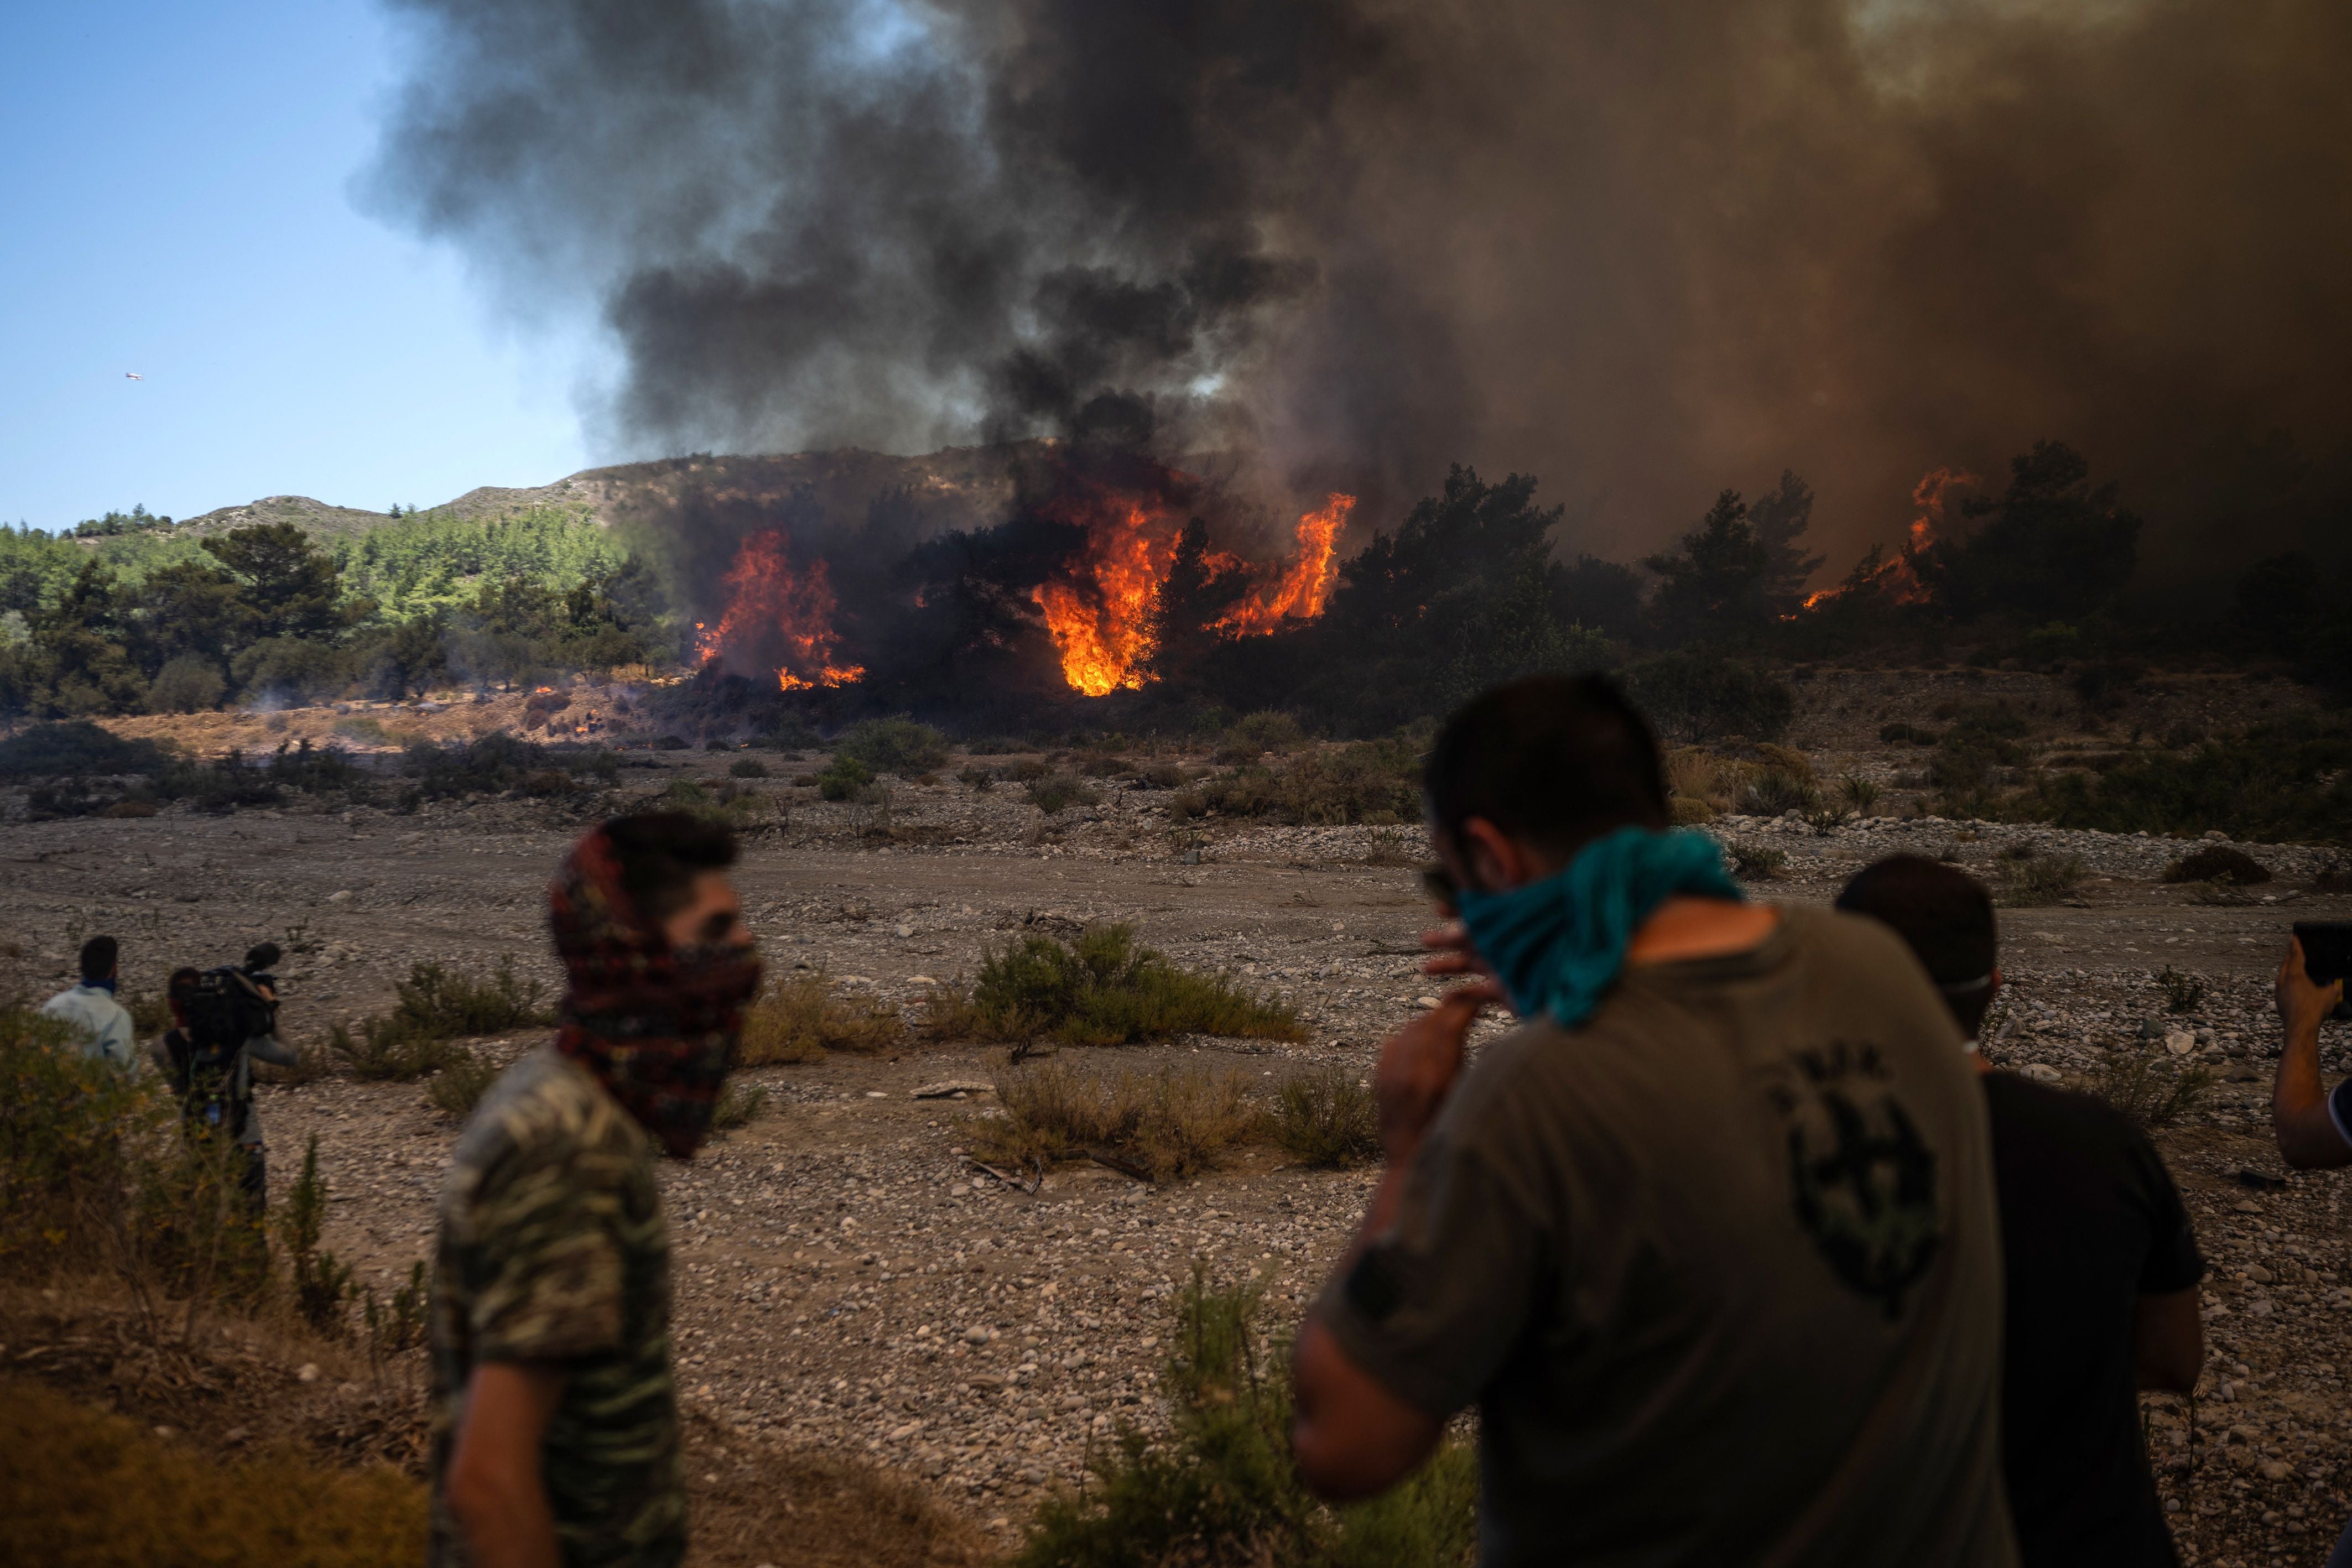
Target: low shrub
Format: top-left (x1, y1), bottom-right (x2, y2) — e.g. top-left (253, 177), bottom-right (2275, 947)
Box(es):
top-left (944, 924), bottom-right (1304, 1048)
top-left (1215, 710), bottom-right (1307, 762)
top-left (1024, 774), bottom-right (1098, 816)
top-left (711, 1080), bottom-right (767, 1131)
top-left (1007, 756), bottom-right (1052, 782)
top-left (1015, 1270), bottom-right (1477, 1568)
top-left (2159, 966), bottom-right (2207, 1015)
top-left (1878, 722), bottom-right (1939, 746)
top-left (1729, 842), bottom-right (1787, 880)
top-left (2012, 722), bottom-right (2352, 843)
top-left (332, 957), bottom-right (549, 1081)
top-left (836, 716), bottom-right (950, 776)
top-left (0, 1378), bottom-right (428, 1567)
top-left (1137, 762), bottom-right (1187, 790)
top-left (281, 1135), bottom-right (354, 1336)
top-left (2162, 845), bottom-right (2271, 887)
top-left (1271, 1066), bottom-right (1380, 1168)
top-left (971, 1061), bottom-right (1263, 1181)
top-left (1740, 769), bottom-right (1816, 817)
top-left (1840, 773), bottom-right (1882, 814)
top-left (957, 764), bottom-right (997, 793)
top-left (1191, 741), bottom-right (1422, 826)
top-left (816, 754), bottom-right (873, 801)
top-left (729, 757), bottom-right (771, 779)
top-left (393, 957), bottom-right (549, 1038)
top-left (2090, 1050), bottom-right (2214, 1130)
top-left (428, 1048), bottom-right (500, 1117)
top-left (737, 971), bottom-right (904, 1065)
top-left (329, 1018), bottom-right (453, 1082)
top-left (1997, 853), bottom-right (2086, 907)
top-left (1625, 653), bottom-right (1793, 744)
top-left (0, 1007), bottom-right (158, 1278)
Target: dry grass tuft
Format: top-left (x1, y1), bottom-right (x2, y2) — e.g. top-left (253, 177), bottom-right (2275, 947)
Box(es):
top-left (2090, 1050), bottom-right (2214, 1129)
top-left (1996, 852), bottom-right (2087, 907)
top-left (1271, 1066), bottom-right (1381, 1169)
top-left (737, 971), bottom-right (906, 1066)
top-left (969, 1060), bottom-right (1265, 1181)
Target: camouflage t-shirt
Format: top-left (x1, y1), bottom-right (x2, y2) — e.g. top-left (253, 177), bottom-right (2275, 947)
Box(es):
top-left (429, 1046), bottom-right (683, 1568)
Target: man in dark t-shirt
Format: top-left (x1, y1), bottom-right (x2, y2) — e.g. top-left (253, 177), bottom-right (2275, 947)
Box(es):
top-left (1290, 679), bottom-right (2016, 1568)
top-left (1840, 856), bottom-right (2205, 1568)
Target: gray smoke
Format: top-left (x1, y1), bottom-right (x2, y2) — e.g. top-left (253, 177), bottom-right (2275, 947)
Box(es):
top-left (368, 0), bottom-right (2352, 584)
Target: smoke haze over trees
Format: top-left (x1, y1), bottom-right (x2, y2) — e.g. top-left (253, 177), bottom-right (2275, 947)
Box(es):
top-left (366, 0), bottom-right (2352, 587)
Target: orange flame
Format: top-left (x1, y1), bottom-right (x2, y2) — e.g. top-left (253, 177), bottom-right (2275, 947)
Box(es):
top-left (1791, 466), bottom-right (1975, 616)
top-left (1211, 493), bottom-right (1354, 636)
top-left (1030, 501), bottom-right (1178, 697)
top-left (1030, 492), bottom-right (1356, 696)
top-left (698, 528), bottom-right (865, 691)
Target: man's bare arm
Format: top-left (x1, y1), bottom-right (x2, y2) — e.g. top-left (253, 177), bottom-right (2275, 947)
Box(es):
top-left (1292, 1316), bottom-right (1445, 1500)
top-left (1291, 992), bottom-right (1479, 1501)
top-left (2133, 1288), bottom-right (2203, 1393)
top-left (447, 1361), bottom-right (567, 1568)
top-left (2271, 939), bottom-right (2349, 1170)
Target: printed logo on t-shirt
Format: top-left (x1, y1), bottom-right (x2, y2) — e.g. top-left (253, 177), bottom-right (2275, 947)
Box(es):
top-left (1767, 1041), bottom-right (1942, 1319)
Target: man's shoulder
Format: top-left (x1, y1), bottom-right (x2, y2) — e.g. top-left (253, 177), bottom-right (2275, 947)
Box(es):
top-left (447, 1048), bottom-right (646, 1196)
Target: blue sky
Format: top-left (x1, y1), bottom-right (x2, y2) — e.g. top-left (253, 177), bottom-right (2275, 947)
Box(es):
top-left (0, 2), bottom-right (600, 532)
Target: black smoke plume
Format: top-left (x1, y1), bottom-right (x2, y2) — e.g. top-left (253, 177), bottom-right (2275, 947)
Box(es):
top-left (369, 0), bottom-right (2352, 586)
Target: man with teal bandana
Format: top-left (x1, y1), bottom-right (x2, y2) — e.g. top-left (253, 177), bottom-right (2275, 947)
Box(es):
top-left (1291, 674), bottom-right (2016, 1568)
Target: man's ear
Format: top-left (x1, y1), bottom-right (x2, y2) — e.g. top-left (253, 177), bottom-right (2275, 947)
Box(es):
top-left (1459, 818), bottom-right (1536, 893)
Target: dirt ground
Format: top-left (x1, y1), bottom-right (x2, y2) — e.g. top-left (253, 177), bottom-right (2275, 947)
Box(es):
top-left (6, 669), bottom-right (2350, 1567)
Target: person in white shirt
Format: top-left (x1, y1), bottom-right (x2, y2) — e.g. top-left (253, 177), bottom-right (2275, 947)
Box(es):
top-left (39, 935), bottom-right (135, 1071)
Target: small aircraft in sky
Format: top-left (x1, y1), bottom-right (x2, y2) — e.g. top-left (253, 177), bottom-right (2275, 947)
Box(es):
top-left (123, 372), bottom-right (143, 381)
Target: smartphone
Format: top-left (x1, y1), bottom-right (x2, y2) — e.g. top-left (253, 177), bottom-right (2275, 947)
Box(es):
top-left (2293, 922), bottom-right (2352, 986)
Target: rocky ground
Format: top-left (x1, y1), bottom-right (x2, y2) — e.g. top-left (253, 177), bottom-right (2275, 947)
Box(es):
top-left (6, 679), bottom-right (2350, 1566)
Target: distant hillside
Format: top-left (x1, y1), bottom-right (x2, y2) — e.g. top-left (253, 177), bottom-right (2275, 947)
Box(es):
top-left (169, 442), bottom-right (1044, 543)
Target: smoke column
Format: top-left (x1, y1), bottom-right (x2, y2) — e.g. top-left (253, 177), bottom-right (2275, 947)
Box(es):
top-left (368, 0), bottom-right (2352, 584)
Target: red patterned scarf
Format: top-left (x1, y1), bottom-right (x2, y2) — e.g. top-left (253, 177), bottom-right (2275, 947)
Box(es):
top-left (548, 825), bottom-right (762, 1158)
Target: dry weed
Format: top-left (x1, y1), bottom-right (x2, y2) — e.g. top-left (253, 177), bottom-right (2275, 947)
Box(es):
top-left (738, 971), bottom-right (906, 1066)
top-left (970, 1060), bottom-right (1265, 1181)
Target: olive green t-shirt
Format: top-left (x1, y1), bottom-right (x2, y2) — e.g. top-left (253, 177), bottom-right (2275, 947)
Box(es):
top-left (429, 1047), bottom-right (683, 1568)
top-left (1316, 907), bottom-right (2015, 1568)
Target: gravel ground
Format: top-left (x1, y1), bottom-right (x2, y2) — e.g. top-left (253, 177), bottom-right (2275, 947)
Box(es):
top-left (5, 713), bottom-right (2350, 1565)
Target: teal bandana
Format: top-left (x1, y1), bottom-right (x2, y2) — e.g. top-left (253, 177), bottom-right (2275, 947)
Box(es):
top-left (1454, 826), bottom-right (1744, 1027)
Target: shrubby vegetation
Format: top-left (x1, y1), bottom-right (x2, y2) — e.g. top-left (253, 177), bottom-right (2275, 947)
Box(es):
top-left (1017, 1270), bottom-right (1477, 1568)
top-left (932, 924), bottom-right (1303, 1049)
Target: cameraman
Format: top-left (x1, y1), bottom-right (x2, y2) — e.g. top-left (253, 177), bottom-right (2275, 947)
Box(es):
top-left (152, 944), bottom-right (299, 1219)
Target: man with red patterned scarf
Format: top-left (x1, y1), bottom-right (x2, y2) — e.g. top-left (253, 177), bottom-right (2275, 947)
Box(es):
top-left (429, 812), bottom-right (761, 1568)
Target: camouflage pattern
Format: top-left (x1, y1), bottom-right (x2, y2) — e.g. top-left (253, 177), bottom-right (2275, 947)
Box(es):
top-left (429, 1046), bottom-right (683, 1568)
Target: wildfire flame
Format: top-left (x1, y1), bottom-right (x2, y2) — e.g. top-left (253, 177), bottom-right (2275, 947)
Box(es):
top-left (1029, 501), bottom-right (1175, 697)
top-left (1794, 467), bottom-right (1975, 614)
top-left (1030, 492), bottom-right (1356, 697)
top-left (697, 528), bottom-right (865, 691)
top-left (1210, 493), bottom-right (1354, 636)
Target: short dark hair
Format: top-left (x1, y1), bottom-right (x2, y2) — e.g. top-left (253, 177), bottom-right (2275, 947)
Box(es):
top-left (243, 942), bottom-right (282, 973)
top-left (603, 811), bottom-right (738, 923)
top-left (1835, 855), bottom-right (1999, 1036)
top-left (79, 935), bottom-right (118, 984)
top-left (1424, 674), bottom-right (1669, 858)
